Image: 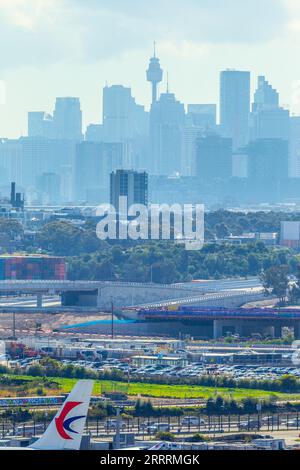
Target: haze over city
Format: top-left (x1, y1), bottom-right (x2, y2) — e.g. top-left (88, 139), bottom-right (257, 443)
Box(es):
top-left (1, 0), bottom-right (300, 137)
top-left (4, 0), bottom-right (300, 460)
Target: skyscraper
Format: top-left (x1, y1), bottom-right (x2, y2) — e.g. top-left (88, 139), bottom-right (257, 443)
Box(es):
top-left (36, 172), bottom-right (61, 205)
top-left (250, 76), bottom-right (290, 142)
top-left (53, 97), bottom-right (83, 141)
top-left (102, 85), bottom-right (148, 142)
top-left (102, 85), bottom-right (149, 169)
top-left (0, 139), bottom-right (23, 186)
top-left (220, 70), bottom-right (250, 150)
top-left (290, 116), bottom-right (300, 177)
top-left (146, 44), bottom-right (163, 105)
top-left (150, 91), bottom-right (185, 175)
top-left (247, 138), bottom-right (288, 183)
top-left (28, 112), bottom-right (54, 139)
top-left (186, 104), bottom-right (217, 129)
top-left (196, 134), bottom-right (232, 180)
top-left (74, 142), bottom-right (123, 203)
top-left (252, 76), bottom-right (279, 112)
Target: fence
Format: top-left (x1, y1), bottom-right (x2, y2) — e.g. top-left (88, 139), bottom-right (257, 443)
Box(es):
top-left (1, 412), bottom-right (300, 440)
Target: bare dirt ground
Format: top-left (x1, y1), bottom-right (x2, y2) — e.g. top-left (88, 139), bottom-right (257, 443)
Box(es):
top-left (0, 312), bottom-right (110, 339)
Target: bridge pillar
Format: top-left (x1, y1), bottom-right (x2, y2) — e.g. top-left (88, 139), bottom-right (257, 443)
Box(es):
top-left (294, 322), bottom-right (300, 340)
top-left (36, 293), bottom-right (43, 308)
top-left (235, 323), bottom-right (243, 337)
top-left (213, 320), bottom-right (224, 339)
top-left (273, 323), bottom-right (282, 338)
top-left (97, 289), bottom-right (102, 308)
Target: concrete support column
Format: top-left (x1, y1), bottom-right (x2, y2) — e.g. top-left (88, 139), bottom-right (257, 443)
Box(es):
top-left (37, 293), bottom-right (43, 308)
top-left (97, 288), bottom-right (102, 308)
top-left (294, 322), bottom-right (300, 340)
top-left (213, 320), bottom-right (223, 340)
top-left (273, 323), bottom-right (282, 338)
top-left (235, 323), bottom-right (243, 337)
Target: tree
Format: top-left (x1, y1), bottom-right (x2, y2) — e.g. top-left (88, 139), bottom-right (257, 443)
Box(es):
top-left (278, 375), bottom-right (299, 392)
top-left (155, 431), bottom-right (175, 442)
top-left (0, 219), bottom-right (23, 240)
top-left (37, 221), bottom-right (81, 256)
top-left (215, 223), bottom-right (230, 239)
top-left (260, 265), bottom-right (289, 303)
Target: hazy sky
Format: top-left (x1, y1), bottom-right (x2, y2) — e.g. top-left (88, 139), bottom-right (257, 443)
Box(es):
top-left (1, 0), bottom-right (300, 137)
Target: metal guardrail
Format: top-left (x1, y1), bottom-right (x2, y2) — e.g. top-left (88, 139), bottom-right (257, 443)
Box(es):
top-left (135, 290), bottom-right (265, 309)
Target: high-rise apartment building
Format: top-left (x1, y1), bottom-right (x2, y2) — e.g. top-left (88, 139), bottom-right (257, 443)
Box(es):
top-left (110, 169), bottom-right (148, 212)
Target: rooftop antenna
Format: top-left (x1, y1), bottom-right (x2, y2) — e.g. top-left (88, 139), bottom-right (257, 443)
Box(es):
top-left (153, 41), bottom-right (156, 58)
top-left (166, 72), bottom-right (169, 93)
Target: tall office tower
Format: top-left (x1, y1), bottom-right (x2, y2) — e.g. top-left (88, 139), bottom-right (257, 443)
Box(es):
top-left (102, 85), bottom-right (148, 142)
top-left (53, 97), bottom-right (83, 141)
top-left (250, 76), bottom-right (290, 142)
top-left (28, 112), bottom-right (54, 138)
top-left (102, 85), bottom-right (148, 169)
top-left (85, 124), bottom-right (104, 142)
top-left (150, 91), bottom-right (185, 175)
top-left (232, 150), bottom-right (248, 178)
top-left (186, 104), bottom-right (217, 128)
top-left (74, 142), bottom-right (123, 203)
top-left (146, 44), bottom-right (163, 104)
top-left (20, 137), bottom-right (50, 187)
top-left (290, 116), bottom-right (300, 177)
top-left (182, 104), bottom-right (217, 176)
top-left (220, 70), bottom-right (250, 151)
top-left (0, 139), bottom-right (23, 185)
top-left (252, 76), bottom-right (279, 112)
top-left (181, 126), bottom-right (203, 176)
top-left (247, 139), bottom-right (289, 182)
top-left (110, 169), bottom-right (148, 212)
top-left (36, 172), bottom-right (61, 205)
top-left (196, 134), bottom-right (232, 180)
top-left (19, 136), bottom-right (76, 198)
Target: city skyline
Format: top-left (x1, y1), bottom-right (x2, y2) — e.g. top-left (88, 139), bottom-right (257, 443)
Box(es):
top-left (1, 0), bottom-right (300, 137)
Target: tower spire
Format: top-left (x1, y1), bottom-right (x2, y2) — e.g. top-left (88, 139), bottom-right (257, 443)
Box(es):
top-left (146, 44), bottom-right (163, 105)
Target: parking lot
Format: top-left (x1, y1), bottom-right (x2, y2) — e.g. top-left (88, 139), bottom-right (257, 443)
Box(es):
top-left (7, 357), bottom-right (300, 382)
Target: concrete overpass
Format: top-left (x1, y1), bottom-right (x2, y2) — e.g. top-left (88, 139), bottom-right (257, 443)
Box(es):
top-left (137, 306), bottom-right (300, 339)
top-left (0, 280), bottom-right (264, 310)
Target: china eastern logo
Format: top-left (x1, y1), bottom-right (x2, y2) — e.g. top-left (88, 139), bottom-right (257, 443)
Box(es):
top-left (55, 401), bottom-right (85, 440)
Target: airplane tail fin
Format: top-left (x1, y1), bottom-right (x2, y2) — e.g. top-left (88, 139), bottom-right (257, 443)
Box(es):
top-left (31, 380), bottom-right (94, 450)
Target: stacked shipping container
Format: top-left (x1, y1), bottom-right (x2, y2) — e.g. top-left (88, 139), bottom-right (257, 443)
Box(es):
top-left (0, 256), bottom-right (66, 280)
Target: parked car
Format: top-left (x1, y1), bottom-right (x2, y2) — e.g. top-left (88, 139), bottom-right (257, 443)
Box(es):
top-left (181, 416), bottom-right (206, 426)
top-left (147, 423), bottom-right (170, 434)
top-left (106, 419), bottom-right (127, 431)
top-left (238, 420), bottom-right (261, 431)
